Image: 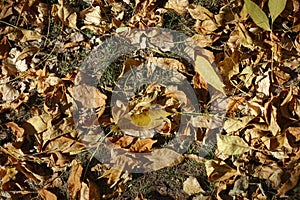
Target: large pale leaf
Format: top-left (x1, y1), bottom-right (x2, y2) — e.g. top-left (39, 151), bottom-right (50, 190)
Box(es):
top-left (195, 56), bottom-right (225, 94)
top-left (268, 0), bottom-right (287, 23)
top-left (244, 0), bottom-right (271, 31)
top-left (217, 135), bottom-right (250, 155)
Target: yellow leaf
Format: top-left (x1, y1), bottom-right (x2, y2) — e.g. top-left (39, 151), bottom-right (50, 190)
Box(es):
top-left (217, 135), bottom-right (250, 155)
top-left (130, 108), bottom-right (171, 129)
top-left (244, 0), bottom-right (271, 31)
top-left (268, 0), bottom-right (287, 23)
top-left (195, 56), bottom-right (225, 94)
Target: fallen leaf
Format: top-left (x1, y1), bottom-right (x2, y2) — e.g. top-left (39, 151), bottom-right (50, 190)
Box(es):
top-left (16, 46), bottom-right (39, 62)
top-left (0, 84), bottom-right (20, 102)
top-left (147, 57), bottom-right (190, 75)
top-left (224, 116), bottom-right (255, 133)
top-left (68, 161), bottom-right (83, 200)
top-left (22, 114), bottom-right (52, 134)
top-left (80, 6), bottom-right (102, 25)
top-left (217, 135), bottom-right (250, 155)
top-left (129, 138), bottom-right (157, 152)
top-left (52, 0), bottom-right (78, 29)
top-left (71, 84), bottom-right (107, 108)
top-left (268, 0), bottom-right (287, 23)
top-left (101, 168), bottom-right (123, 185)
top-left (278, 163), bottom-right (300, 195)
top-left (0, 36), bottom-right (10, 60)
top-left (38, 189), bottom-right (57, 200)
top-left (205, 160), bottom-right (238, 182)
top-left (195, 56), bottom-right (225, 94)
top-left (5, 122), bottom-right (25, 142)
top-left (183, 176), bottom-right (205, 195)
top-left (165, 0), bottom-right (189, 15)
top-left (255, 72), bottom-right (270, 96)
top-left (244, 0), bottom-right (271, 31)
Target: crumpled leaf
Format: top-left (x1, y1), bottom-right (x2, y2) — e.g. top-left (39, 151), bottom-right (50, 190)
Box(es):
top-left (183, 176), bottom-right (205, 195)
top-left (217, 135), bottom-right (250, 155)
top-left (195, 56), bottom-right (225, 94)
top-left (244, 0), bottom-right (271, 31)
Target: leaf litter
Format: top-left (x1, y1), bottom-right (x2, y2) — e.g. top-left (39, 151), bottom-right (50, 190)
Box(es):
top-left (0, 0), bottom-right (300, 199)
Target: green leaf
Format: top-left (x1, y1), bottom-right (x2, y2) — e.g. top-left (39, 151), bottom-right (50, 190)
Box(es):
top-left (244, 0), bottom-right (271, 31)
top-left (195, 56), bottom-right (225, 94)
top-left (268, 0), bottom-right (287, 23)
top-left (217, 135), bottom-right (250, 155)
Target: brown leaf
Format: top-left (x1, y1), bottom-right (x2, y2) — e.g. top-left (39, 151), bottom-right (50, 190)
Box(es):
top-left (68, 161), bottom-right (83, 200)
top-left (205, 160), bottom-right (238, 182)
top-left (188, 4), bottom-right (219, 33)
top-left (101, 168), bottom-right (123, 185)
top-left (226, 96), bottom-right (246, 114)
top-left (45, 136), bottom-right (85, 154)
top-left (112, 134), bottom-right (135, 148)
top-left (147, 57), bottom-right (190, 76)
top-left (129, 138), bottom-right (157, 152)
top-left (7, 29), bottom-right (43, 42)
top-left (0, 36), bottom-right (10, 60)
top-left (16, 46), bottom-right (39, 62)
top-left (22, 114), bottom-right (52, 134)
top-left (71, 84), bottom-right (107, 109)
top-left (80, 6), bottom-right (102, 25)
top-left (38, 189), bottom-right (57, 200)
top-left (5, 122), bottom-right (25, 142)
top-left (255, 72), bottom-right (270, 97)
top-left (278, 163), bottom-right (300, 195)
top-left (0, 2), bottom-right (13, 20)
top-left (0, 84), bottom-right (20, 102)
top-left (144, 148), bottom-right (185, 171)
top-left (183, 176), bottom-right (205, 195)
top-left (224, 116), bottom-right (255, 133)
top-left (165, 0), bottom-right (189, 15)
top-left (51, 0), bottom-right (78, 29)
top-left (118, 58), bottom-right (143, 79)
